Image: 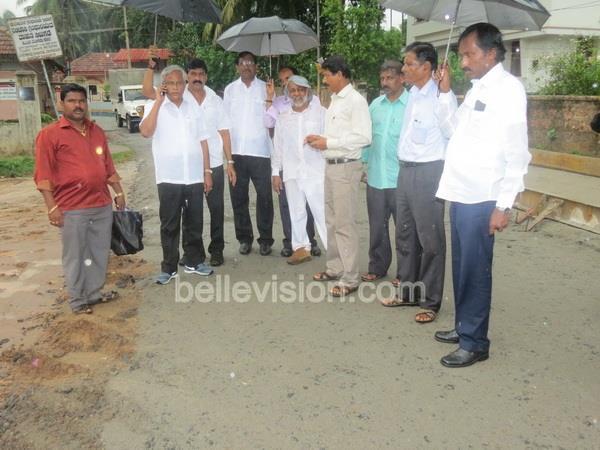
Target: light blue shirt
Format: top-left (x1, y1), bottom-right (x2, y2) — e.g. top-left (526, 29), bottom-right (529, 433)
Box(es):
top-left (397, 78), bottom-right (457, 162)
top-left (362, 90), bottom-right (409, 189)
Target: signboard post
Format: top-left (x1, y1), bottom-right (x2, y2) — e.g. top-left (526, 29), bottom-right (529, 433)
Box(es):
top-left (8, 14), bottom-right (63, 118)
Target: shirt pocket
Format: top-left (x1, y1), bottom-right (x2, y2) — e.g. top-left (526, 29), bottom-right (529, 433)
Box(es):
top-left (304, 120), bottom-right (321, 136)
top-left (411, 125), bottom-right (428, 144)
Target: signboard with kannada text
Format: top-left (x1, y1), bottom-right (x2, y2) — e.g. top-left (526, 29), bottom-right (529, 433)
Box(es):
top-left (0, 82), bottom-right (17, 100)
top-left (8, 15), bottom-right (63, 62)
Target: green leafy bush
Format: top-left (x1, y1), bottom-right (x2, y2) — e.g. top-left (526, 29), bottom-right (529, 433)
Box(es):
top-left (0, 155), bottom-right (35, 178)
top-left (533, 39), bottom-right (600, 95)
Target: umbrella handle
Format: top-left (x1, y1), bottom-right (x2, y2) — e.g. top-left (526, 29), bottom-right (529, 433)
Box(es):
top-left (438, 0), bottom-right (462, 96)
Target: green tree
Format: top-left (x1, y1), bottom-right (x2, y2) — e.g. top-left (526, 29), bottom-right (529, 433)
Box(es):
top-left (533, 38), bottom-right (600, 95)
top-left (321, 0), bottom-right (404, 91)
top-left (0, 10), bottom-right (16, 25)
top-left (167, 23), bottom-right (238, 92)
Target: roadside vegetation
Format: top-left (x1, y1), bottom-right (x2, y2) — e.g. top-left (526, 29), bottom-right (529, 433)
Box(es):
top-left (0, 149), bottom-right (134, 178)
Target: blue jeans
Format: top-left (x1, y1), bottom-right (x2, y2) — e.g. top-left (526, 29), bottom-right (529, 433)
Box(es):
top-left (450, 201), bottom-right (496, 352)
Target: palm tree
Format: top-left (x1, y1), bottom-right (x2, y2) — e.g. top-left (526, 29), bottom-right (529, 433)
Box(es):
top-left (202, 0), bottom-right (312, 42)
top-left (16, 0), bottom-right (124, 61)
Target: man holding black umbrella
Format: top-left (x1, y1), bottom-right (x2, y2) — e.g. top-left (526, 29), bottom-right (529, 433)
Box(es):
top-left (224, 52), bottom-right (275, 256)
top-left (434, 23), bottom-right (531, 367)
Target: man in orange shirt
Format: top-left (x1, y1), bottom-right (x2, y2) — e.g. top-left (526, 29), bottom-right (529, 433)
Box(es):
top-left (34, 84), bottom-right (126, 314)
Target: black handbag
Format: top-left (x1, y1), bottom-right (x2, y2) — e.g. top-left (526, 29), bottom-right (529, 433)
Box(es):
top-left (111, 209), bottom-right (144, 256)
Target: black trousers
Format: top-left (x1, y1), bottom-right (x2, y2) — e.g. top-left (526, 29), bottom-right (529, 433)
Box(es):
top-left (278, 171), bottom-right (317, 251)
top-left (206, 164), bottom-right (225, 254)
top-left (229, 155), bottom-right (274, 246)
top-left (395, 160), bottom-right (446, 311)
top-left (158, 182), bottom-right (205, 274)
top-left (366, 185), bottom-right (397, 276)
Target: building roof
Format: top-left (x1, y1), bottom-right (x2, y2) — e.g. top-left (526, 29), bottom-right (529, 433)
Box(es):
top-left (113, 48), bottom-right (172, 62)
top-left (70, 52), bottom-right (127, 74)
top-left (0, 27), bottom-right (16, 55)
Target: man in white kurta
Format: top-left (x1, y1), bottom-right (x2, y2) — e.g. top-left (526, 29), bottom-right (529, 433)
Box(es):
top-left (272, 76), bottom-right (327, 265)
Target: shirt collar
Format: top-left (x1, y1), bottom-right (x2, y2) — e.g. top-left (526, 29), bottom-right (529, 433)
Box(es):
top-left (409, 78), bottom-right (436, 96)
top-left (58, 115), bottom-right (93, 129)
top-left (163, 93), bottom-right (192, 108)
top-left (471, 62), bottom-right (504, 88)
top-left (382, 89), bottom-right (409, 105)
top-left (235, 76), bottom-right (260, 89)
top-left (333, 83), bottom-right (353, 99)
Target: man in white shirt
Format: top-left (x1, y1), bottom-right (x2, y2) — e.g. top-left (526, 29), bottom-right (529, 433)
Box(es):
top-left (140, 65), bottom-right (213, 284)
top-left (223, 52), bottom-right (274, 256)
top-left (142, 58), bottom-right (236, 267)
top-left (306, 56), bottom-right (372, 296)
top-left (380, 43), bottom-right (457, 325)
top-left (434, 23), bottom-right (531, 367)
top-left (265, 66), bottom-right (321, 258)
top-left (272, 75), bottom-right (327, 265)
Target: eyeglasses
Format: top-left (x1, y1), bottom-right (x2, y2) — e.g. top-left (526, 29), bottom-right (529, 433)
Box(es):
top-left (164, 81), bottom-right (185, 87)
top-left (238, 60), bottom-right (256, 66)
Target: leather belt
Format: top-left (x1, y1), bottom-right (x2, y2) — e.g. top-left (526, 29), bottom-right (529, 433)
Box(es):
top-left (327, 157), bottom-right (359, 165)
top-left (399, 160), bottom-right (442, 167)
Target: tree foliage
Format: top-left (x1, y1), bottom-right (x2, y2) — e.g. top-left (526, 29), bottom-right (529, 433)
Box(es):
top-left (321, 0), bottom-right (404, 91)
top-left (0, 10), bottom-right (16, 26)
top-left (533, 38), bottom-right (600, 96)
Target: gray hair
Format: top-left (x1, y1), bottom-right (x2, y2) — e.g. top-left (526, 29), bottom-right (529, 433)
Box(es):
top-left (161, 64), bottom-right (187, 82)
top-left (380, 60), bottom-right (403, 76)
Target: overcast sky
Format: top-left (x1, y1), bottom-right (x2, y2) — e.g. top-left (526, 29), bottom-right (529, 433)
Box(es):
top-left (4, 0), bottom-right (29, 17)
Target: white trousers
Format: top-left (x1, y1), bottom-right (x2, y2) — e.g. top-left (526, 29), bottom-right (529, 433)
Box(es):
top-left (284, 177), bottom-right (327, 251)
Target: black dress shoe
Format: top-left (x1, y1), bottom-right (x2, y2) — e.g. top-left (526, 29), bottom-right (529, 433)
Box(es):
top-left (310, 245), bottom-right (321, 257)
top-left (441, 348), bottom-right (489, 368)
top-left (280, 247), bottom-right (293, 257)
top-left (259, 243), bottom-right (272, 256)
top-left (210, 252), bottom-right (224, 266)
top-left (434, 329), bottom-right (459, 344)
top-left (239, 242), bottom-right (252, 255)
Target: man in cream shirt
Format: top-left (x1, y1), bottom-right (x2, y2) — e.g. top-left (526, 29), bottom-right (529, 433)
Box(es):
top-left (434, 23), bottom-right (531, 368)
top-left (306, 55), bottom-right (372, 297)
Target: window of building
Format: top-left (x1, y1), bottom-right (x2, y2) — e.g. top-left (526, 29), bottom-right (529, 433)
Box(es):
top-left (511, 41), bottom-right (521, 77)
top-left (89, 85), bottom-right (98, 96)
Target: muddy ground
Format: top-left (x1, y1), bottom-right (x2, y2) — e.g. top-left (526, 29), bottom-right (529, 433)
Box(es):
top-left (0, 116), bottom-right (599, 449)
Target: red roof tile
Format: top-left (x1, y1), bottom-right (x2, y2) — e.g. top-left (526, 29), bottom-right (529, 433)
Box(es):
top-left (0, 27), bottom-right (16, 55)
top-left (70, 52), bottom-right (127, 74)
top-left (113, 48), bottom-right (172, 62)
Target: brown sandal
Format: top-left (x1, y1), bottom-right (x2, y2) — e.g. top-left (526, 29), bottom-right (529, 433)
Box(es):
top-left (391, 278), bottom-right (401, 287)
top-left (379, 296), bottom-right (417, 307)
top-left (73, 306), bottom-right (93, 315)
top-left (361, 273), bottom-right (384, 282)
top-left (415, 309), bottom-right (437, 323)
top-left (313, 271), bottom-right (339, 282)
top-left (330, 284), bottom-right (358, 297)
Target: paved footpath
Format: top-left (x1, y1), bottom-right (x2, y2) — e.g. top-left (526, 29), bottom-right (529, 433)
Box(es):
top-left (97, 118), bottom-right (600, 449)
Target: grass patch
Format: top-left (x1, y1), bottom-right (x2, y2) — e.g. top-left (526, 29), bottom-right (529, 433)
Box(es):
top-left (111, 149), bottom-right (134, 164)
top-left (0, 149), bottom-right (134, 178)
top-left (0, 155), bottom-right (34, 178)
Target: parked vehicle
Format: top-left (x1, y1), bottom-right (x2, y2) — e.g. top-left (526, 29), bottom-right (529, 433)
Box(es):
top-left (109, 69), bottom-right (147, 133)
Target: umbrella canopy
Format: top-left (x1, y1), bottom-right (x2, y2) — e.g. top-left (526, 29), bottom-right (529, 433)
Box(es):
top-left (216, 16), bottom-right (319, 56)
top-left (105, 0), bottom-right (222, 23)
top-left (380, 0), bottom-right (550, 31)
